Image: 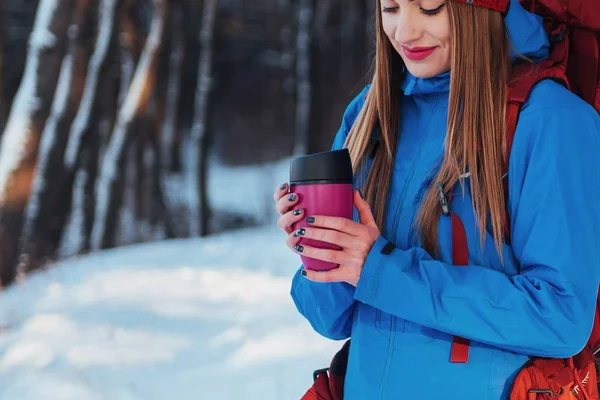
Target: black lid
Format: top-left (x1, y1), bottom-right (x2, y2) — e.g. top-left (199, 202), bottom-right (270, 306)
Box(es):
top-left (290, 148), bottom-right (353, 184)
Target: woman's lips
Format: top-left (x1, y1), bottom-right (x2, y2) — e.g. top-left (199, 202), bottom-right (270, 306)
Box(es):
top-left (401, 46), bottom-right (437, 61)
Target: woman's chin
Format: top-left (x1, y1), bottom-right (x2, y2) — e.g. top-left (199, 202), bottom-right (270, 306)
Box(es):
top-left (400, 56), bottom-right (450, 79)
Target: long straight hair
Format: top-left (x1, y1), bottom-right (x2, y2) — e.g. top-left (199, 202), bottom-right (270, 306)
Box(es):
top-left (344, 1), bottom-right (511, 255)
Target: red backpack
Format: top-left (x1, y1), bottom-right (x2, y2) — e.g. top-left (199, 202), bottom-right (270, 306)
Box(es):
top-left (505, 1), bottom-right (600, 399)
top-left (301, 1), bottom-right (600, 399)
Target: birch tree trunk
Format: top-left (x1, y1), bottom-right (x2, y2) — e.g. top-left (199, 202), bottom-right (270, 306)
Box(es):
top-left (188, 0), bottom-right (219, 237)
top-left (91, 0), bottom-right (166, 250)
top-left (34, 0), bottom-right (118, 262)
top-left (64, 0), bottom-right (118, 170)
top-left (0, 0), bottom-right (74, 285)
top-left (19, 0), bottom-right (91, 271)
top-left (118, 0), bottom-right (142, 245)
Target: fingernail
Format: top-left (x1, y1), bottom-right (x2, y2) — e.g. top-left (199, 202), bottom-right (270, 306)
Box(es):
top-left (358, 189), bottom-right (364, 198)
top-left (306, 217), bottom-right (315, 223)
top-left (293, 228), bottom-right (305, 237)
top-left (280, 183), bottom-right (287, 190)
top-left (293, 208), bottom-right (303, 216)
top-left (300, 270), bottom-right (307, 276)
top-left (288, 194), bottom-right (297, 202)
top-left (295, 245), bottom-right (304, 253)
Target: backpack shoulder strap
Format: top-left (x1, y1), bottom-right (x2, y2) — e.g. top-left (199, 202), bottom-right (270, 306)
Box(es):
top-left (502, 63), bottom-right (569, 242)
top-left (505, 63), bottom-right (569, 169)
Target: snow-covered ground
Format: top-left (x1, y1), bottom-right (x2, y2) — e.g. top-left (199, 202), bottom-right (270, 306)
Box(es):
top-left (0, 225), bottom-right (343, 400)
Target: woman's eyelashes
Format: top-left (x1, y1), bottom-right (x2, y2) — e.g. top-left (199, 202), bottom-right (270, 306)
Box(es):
top-left (382, 2), bottom-right (446, 16)
top-left (421, 3), bottom-right (446, 16)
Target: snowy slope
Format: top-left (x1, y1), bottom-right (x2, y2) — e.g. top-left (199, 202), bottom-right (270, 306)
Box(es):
top-left (0, 226), bottom-right (344, 400)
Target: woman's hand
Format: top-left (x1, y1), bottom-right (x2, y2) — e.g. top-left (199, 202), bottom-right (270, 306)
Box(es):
top-left (273, 183), bottom-right (304, 234)
top-left (286, 190), bottom-right (380, 287)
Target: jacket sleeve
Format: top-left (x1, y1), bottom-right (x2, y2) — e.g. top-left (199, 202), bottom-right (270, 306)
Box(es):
top-left (290, 85), bottom-right (370, 340)
top-left (354, 100), bottom-right (600, 357)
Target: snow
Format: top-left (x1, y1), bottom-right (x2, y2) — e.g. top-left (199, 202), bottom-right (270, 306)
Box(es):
top-left (0, 0), bottom-right (59, 202)
top-left (162, 155), bottom-right (291, 234)
top-left (0, 225), bottom-right (342, 399)
top-left (211, 156), bottom-right (291, 222)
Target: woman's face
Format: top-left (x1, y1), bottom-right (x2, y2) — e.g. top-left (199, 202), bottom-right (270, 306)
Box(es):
top-left (381, 0), bottom-right (451, 79)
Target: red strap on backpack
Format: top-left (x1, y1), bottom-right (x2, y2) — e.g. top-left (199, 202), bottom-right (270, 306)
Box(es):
top-left (437, 183), bottom-right (471, 363)
top-left (450, 208), bottom-right (470, 362)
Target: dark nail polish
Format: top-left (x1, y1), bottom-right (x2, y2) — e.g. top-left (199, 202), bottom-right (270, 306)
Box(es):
top-left (280, 183), bottom-right (287, 190)
top-left (306, 217), bottom-right (315, 223)
top-left (293, 208), bottom-right (303, 216)
top-left (288, 194), bottom-right (297, 202)
top-left (295, 228), bottom-right (305, 237)
top-left (300, 270), bottom-right (307, 276)
top-left (358, 189), bottom-right (364, 198)
top-left (295, 245), bottom-right (304, 253)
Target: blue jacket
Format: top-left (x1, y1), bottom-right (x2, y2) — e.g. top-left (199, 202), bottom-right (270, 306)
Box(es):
top-left (290, 1), bottom-right (600, 399)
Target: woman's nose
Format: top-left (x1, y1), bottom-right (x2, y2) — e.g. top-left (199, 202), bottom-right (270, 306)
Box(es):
top-left (394, 11), bottom-right (422, 45)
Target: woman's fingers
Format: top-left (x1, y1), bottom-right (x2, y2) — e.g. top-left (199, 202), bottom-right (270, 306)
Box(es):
top-left (289, 226), bottom-right (355, 250)
top-left (301, 265), bottom-right (355, 285)
top-left (292, 242), bottom-right (349, 265)
top-left (275, 192), bottom-right (299, 215)
top-left (286, 228), bottom-right (303, 249)
top-left (277, 208), bottom-right (305, 234)
top-left (273, 183), bottom-right (289, 202)
top-left (305, 215), bottom-right (363, 236)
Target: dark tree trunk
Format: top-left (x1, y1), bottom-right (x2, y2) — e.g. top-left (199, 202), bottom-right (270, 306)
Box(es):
top-left (0, 0), bottom-right (5, 133)
top-left (293, 0), bottom-right (314, 157)
top-left (19, 0), bottom-right (92, 270)
top-left (117, 0), bottom-right (142, 245)
top-left (0, 0), bottom-right (75, 285)
top-left (91, 0), bottom-right (166, 250)
top-left (188, 0), bottom-right (218, 237)
top-left (161, 2), bottom-right (183, 173)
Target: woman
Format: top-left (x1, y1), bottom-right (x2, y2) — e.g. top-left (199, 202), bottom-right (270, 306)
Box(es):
top-left (274, 0), bottom-right (600, 398)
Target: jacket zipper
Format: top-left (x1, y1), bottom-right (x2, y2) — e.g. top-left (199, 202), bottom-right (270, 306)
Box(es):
top-left (378, 100), bottom-right (439, 399)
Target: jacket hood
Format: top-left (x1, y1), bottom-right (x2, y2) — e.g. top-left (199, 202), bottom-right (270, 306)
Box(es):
top-left (504, 0), bottom-right (549, 61)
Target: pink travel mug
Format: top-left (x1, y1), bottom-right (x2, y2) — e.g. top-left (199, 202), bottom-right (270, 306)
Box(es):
top-left (290, 149), bottom-right (354, 271)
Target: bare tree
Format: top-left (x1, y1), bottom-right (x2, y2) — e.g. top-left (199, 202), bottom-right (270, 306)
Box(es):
top-left (19, 0), bottom-right (91, 270)
top-left (188, 0), bottom-right (219, 237)
top-left (64, 0), bottom-right (118, 170)
top-left (91, 0), bottom-right (166, 250)
top-left (117, 0), bottom-right (142, 245)
top-left (0, 0), bottom-right (75, 285)
top-left (162, 3), bottom-right (183, 173)
top-left (293, 0), bottom-right (314, 157)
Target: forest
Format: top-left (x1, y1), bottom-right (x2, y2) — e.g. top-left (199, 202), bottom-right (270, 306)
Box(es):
top-left (0, 0), bottom-right (375, 286)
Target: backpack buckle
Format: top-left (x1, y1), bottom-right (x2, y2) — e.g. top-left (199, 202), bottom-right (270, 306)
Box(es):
top-left (528, 388), bottom-right (564, 396)
top-left (437, 182), bottom-right (449, 215)
top-left (313, 368), bottom-right (329, 382)
top-left (549, 26), bottom-right (570, 44)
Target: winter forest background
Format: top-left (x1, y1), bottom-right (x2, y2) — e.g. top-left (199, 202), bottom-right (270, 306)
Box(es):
top-left (0, 0), bottom-right (376, 287)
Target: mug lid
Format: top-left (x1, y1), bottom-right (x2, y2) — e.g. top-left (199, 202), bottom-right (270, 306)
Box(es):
top-left (290, 148), bottom-right (353, 184)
